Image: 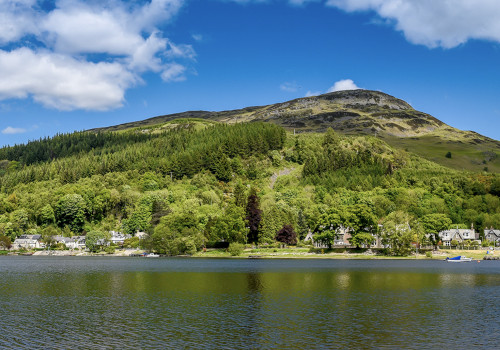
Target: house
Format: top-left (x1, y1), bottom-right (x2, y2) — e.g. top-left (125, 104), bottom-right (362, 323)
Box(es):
top-left (334, 225), bottom-right (352, 246)
top-left (12, 234), bottom-right (44, 250)
top-left (438, 227), bottom-right (479, 246)
top-left (305, 226), bottom-right (354, 248)
top-left (52, 235), bottom-right (86, 249)
top-left (109, 231), bottom-right (132, 246)
top-left (68, 236), bottom-right (86, 250)
top-left (484, 228), bottom-right (500, 246)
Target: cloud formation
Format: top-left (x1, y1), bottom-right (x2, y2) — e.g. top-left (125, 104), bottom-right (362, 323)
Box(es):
top-left (2, 126), bottom-right (27, 135)
top-left (280, 81), bottom-right (300, 92)
top-left (0, 0), bottom-right (193, 111)
top-left (327, 79), bottom-right (360, 92)
top-left (326, 0), bottom-right (500, 48)
top-left (306, 79), bottom-right (361, 96)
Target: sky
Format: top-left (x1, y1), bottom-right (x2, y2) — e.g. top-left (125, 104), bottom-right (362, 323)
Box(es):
top-left (1, 0), bottom-right (500, 146)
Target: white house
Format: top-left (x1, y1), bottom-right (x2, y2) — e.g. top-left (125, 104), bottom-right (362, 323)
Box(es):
top-left (484, 228), bottom-right (500, 246)
top-left (438, 227), bottom-right (479, 246)
top-left (52, 235), bottom-right (86, 250)
top-left (12, 234), bottom-right (44, 250)
top-left (109, 231), bottom-right (132, 245)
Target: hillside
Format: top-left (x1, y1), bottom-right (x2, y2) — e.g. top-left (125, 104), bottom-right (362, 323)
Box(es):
top-left (1, 118), bottom-right (500, 256)
top-left (91, 90), bottom-right (500, 173)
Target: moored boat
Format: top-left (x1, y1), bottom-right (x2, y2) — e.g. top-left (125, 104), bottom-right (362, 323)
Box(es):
top-left (445, 255), bottom-right (472, 262)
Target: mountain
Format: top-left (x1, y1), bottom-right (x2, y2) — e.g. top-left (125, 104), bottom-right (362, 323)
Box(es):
top-left (92, 90), bottom-right (500, 173)
top-left (2, 94), bottom-right (500, 254)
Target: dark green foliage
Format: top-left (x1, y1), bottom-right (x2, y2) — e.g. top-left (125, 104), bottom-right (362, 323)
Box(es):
top-left (85, 230), bottom-right (108, 252)
top-left (0, 131), bottom-right (156, 166)
top-left (246, 189), bottom-right (262, 244)
top-left (55, 194), bottom-right (86, 232)
top-left (0, 235), bottom-right (11, 250)
top-left (2, 119), bottom-right (500, 256)
top-left (421, 213), bottom-right (452, 247)
top-left (445, 151), bottom-right (452, 158)
top-left (206, 204), bottom-right (248, 244)
top-left (39, 205), bottom-right (55, 227)
top-left (0, 122), bottom-right (285, 191)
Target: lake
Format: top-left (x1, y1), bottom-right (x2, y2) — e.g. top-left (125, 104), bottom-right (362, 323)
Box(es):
top-left (0, 257), bottom-right (499, 349)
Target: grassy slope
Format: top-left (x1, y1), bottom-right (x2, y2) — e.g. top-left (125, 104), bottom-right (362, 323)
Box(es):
top-left (89, 91), bottom-right (500, 173)
top-left (381, 133), bottom-right (500, 173)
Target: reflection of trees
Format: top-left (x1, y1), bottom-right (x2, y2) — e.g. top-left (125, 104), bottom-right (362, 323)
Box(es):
top-left (239, 273), bottom-right (264, 348)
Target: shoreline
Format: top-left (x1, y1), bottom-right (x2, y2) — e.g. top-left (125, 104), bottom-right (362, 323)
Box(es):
top-left (1, 247), bottom-right (495, 260)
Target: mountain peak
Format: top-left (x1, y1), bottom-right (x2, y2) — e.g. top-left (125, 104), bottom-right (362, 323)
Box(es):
top-left (314, 89), bottom-right (413, 111)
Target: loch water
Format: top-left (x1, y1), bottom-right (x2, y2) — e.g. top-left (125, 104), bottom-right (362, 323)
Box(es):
top-left (0, 257), bottom-right (499, 349)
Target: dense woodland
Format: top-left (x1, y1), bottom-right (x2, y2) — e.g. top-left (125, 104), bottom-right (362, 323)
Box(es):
top-left (1, 120), bottom-right (499, 255)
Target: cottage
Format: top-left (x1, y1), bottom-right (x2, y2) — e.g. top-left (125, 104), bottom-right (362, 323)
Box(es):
top-left (109, 231), bottom-right (132, 246)
top-left (334, 225), bottom-right (352, 246)
top-left (12, 234), bottom-right (44, 250)
top-left (484, 228), bottom-right (500, 246)
top-left (305, 226), bottom-right (354, 248)
top-left (438, 227), bottom-right (479, 246)
top-left (51, 235), bottom-right (86, 250)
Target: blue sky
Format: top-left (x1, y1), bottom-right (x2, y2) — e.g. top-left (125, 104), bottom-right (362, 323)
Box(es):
top-left (1, 0), bottom-right (500, 146)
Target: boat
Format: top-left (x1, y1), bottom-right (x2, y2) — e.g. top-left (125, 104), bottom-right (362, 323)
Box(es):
top-left (146, 253), bottom-right (159, 258)
top-left (445, 255), bottom-right (473, 262)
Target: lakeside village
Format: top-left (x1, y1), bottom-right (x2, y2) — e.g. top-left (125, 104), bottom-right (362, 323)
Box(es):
top-left (4, 226), bottom-right (500, 259)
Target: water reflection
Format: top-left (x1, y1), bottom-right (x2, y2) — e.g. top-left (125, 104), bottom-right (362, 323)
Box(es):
top-left (1, 257), bottom-right (500, 349)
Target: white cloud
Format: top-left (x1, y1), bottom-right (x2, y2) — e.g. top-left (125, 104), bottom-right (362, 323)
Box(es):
top-left (327, 79), bottom-right (360, 92)
top-left (0, 0), bottom-right (38, 44)
top-left (2, 126), bottom-right (27, 135)
top-left (305, 79), bottom-right (361, 97)
top-left (0, 0), bottom-right (193, 111)
top-left (289, 0), bottom-right (320, 6)
top-left (0, 48), bottom-right (137, 111)
top-left (326, 0), bottom-right (500, 48)
top-left (161, 63), bottom-right (187, 82)
top-left (305, 90), bottom-right (321, 97)
top-left (192, 34), bottom-right (203, 42)
top-left (280, 81), bottom-right (300, 92)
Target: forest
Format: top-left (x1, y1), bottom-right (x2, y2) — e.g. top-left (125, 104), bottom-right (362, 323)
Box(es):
top-left (1, 119), bottom-right (499, 256)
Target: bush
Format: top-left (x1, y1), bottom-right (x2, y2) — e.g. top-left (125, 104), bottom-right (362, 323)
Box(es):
top-left (228, 243), bottom-right (244, 256)
top-left (425, 251), bottom-right (432, 258)
top-left (482, 240), bottom-right (493, 247)
top-left (105, 246), bottom-right (115, 254)
top-left (123, 237), bottom-right (140, 248)
top-left (182, 238), bottom-right (197, 255)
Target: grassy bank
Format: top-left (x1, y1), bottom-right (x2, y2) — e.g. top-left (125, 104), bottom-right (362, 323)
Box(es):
top-left (193, 247), bottom-right (497, 260)
top-left (5, 247), bottom-right (497, 260)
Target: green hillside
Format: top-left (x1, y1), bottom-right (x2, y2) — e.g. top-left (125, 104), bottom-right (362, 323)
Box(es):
top-left (91, 90), bottom-right (500, 173)
top-left (1, 119), bottom-right (500, 256)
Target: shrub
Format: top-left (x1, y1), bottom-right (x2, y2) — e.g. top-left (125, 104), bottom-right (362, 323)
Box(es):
top-left (105, 246), bottom-right (115, 254)
top-left (182, 238), bottom-right (197, 255)
top-left (425, 251), bottom-right (432, 258)
top-left (228, 243), bottom-right (244, 256)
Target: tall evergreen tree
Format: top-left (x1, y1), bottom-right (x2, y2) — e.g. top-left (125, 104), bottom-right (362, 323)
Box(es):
top-left (245, 189), bottom-right (262, 244)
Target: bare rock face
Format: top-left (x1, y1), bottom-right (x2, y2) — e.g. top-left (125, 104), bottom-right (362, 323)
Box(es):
top-left (315, 89), bottom-right (412, 111)
top-left (232, 89), bottom-right (448, 137)
top-left (89, 89), bottom-right (451, 138)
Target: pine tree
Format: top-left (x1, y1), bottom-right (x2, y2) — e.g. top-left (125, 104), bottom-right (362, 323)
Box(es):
top-left (245, 189), bottom-right (262, 244)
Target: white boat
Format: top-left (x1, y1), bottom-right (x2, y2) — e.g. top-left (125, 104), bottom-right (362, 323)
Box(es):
top-left (146, 253), bottom-right (160, 258)
top-left (445, 255), bottom-right (472, 262)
